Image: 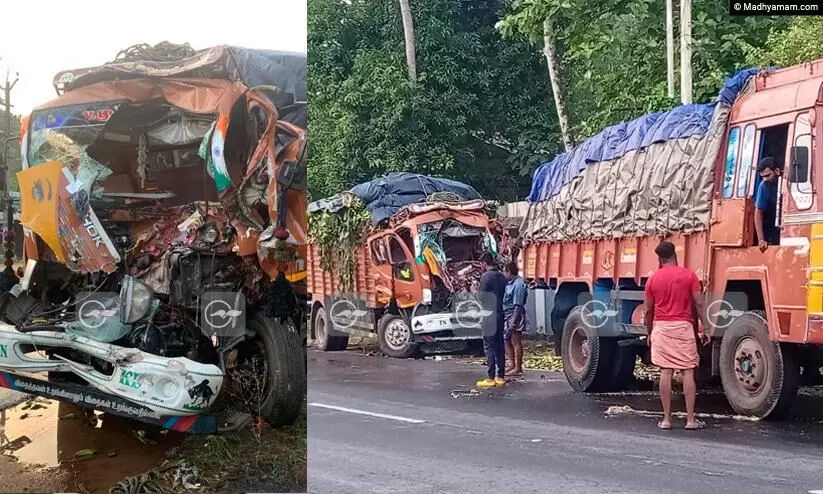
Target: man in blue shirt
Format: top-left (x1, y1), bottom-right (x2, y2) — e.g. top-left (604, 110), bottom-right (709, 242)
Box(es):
top-left (754, 157), bottom-right (781, 251)
top-left (503, 262), bottom-right (528, 376)
top-left (477, 254), bottom-right (507, 388)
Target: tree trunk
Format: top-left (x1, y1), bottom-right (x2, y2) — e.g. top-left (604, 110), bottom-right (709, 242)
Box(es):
top-left (399, 0), bottom-right (417, 82)
top-left (542, 18), bottom-right (574, 151)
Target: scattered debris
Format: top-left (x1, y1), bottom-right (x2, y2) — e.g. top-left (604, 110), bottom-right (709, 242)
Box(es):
top-left (72, 449), bottom-right (97, 460)
top-left (450, 389), bottom-right (481, 399)
top-left (109, 459), bottom-right (203, 494)
top-left (59, 413), bottom-right (76, 420)
top-left (604, 405), bottom-right (761, 422)
top-left (133, 429), bottom-right (157, 445)
top-left (530, 439), bottom-right (543, 443)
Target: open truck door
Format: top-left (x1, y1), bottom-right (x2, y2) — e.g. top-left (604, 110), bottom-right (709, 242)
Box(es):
top-left (368, 231), bottom-right (421, 310)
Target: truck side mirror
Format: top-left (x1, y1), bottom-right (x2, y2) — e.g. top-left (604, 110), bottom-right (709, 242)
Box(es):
top-left (790, 145), bottom-right (810, 183)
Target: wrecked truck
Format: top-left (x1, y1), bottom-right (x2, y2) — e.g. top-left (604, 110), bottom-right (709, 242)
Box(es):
top-left (308, 173), bottom-right (512, 358)
top-left (0, 44), bottom-right (307, 432)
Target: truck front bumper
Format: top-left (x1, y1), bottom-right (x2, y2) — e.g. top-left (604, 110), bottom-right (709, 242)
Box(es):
top-left (410, 313), bottom-right (483, 342)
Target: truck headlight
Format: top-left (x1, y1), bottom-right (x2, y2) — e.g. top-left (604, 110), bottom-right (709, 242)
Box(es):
top-left (422, 288), bottom-right (432, 304)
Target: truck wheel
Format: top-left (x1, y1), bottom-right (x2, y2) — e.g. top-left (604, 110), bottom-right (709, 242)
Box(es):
top-left (246, 314), bottom-right (306, 427)
top-left (719, 312), bottom-right (800, 419)
top-left (561, 306), bottom-right (616, 392)
top-left (378, 314), bottom-right (420, 358)
top-left (313, 306), bottom-right (348, 352)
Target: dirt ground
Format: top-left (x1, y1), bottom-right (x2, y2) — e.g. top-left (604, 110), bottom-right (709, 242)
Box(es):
top-left (0, 393), bottom-right (307, 494)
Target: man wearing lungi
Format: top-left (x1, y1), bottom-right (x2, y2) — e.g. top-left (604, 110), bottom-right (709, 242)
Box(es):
top-left (643, 241), bottom-right (709, 430)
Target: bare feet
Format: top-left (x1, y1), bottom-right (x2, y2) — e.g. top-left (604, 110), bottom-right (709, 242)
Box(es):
top-left (508, 369), bottom-right (523, 376)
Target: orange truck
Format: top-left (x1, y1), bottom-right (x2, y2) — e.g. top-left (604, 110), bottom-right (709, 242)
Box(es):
top-left (521, 60), bottom-right (823, 419)
top-left (309, 195), bottom-right (509, 358)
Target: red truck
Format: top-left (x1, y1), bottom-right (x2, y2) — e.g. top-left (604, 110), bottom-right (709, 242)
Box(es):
top-left (521, 60), bottom-right (823, 419)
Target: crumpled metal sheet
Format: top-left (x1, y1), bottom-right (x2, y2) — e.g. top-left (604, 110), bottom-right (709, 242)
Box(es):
top-left (17, 161), bottom-right (121, 273)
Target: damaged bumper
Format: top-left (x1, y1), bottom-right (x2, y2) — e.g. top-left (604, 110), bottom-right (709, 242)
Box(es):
top-left (0, 324), bottom-right (223, 432)
top-left (410, 313), bottom-right (483, 341)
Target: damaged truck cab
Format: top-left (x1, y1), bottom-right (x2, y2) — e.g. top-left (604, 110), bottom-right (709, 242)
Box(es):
top-left (310, 199), bottom-right (506, 358)
top-left (0, 45), bottom-right (307, 432)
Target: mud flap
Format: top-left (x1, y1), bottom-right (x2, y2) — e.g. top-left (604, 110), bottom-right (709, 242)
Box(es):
top-left (0, 372), bottom-right (218, 434)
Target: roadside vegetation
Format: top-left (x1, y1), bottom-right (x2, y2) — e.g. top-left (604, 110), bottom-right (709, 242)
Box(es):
top-left (309, 0), bottom-right (823, 203)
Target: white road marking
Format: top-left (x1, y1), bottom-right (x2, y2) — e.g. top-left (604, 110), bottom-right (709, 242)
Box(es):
top-left (807, 490), bottom-right (823, 494)
top-left (309, 402), bottom-right (427, 424)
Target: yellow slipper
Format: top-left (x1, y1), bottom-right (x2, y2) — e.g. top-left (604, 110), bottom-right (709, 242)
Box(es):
top-left (476, 378), bottom-right (496, 388)
top-left (494, 377), bottom-right (506, 386)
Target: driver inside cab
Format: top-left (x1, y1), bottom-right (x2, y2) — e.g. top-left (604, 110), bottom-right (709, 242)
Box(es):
top-left (754, 157), bottom-right (781, 252)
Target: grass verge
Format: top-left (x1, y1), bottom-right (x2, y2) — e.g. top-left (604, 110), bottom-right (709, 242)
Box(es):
top-left (179, 407), bottom-right (307, 493)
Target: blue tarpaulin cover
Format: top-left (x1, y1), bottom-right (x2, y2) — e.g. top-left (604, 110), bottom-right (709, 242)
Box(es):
top-left (229, 47), bottom-right (307, 103)
top-left (349, 172), bottom-right (482, 224)
top-left (527, 67), bottom-right (766, 203)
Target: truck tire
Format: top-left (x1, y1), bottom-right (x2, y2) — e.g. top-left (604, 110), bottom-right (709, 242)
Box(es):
top-left (248, 314), bottom-right (306, 427)
top-left (719, 312), bottom-right (800, 419)
top-left (561, 306), bottom-right (617, 392)
top-left (313, 306), bottom-right (349, 352)
top-left (378, 314), bottom-right (420, 358)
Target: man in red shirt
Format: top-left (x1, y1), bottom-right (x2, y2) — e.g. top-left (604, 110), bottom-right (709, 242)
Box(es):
top-left (643, 241), bottom-right (709, 430)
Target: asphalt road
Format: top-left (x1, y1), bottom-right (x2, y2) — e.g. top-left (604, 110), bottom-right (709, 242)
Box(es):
top-left (308, 350), bottom-right (823, 494)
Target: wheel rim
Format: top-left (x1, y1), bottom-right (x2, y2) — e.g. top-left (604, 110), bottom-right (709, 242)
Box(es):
top-left (568, 325), bottom-right (591, 374)
top-left (733, 336), bottom-right (768, 395)
top-left (384, 319), bottom-right (411, 351)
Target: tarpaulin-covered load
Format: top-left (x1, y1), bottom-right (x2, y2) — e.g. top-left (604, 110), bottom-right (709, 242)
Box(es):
top-left (310, 172), bottom-right (482, 225)
top-left (521, 68), bottom-right (762, 243)
top-left (51, 45), bottom-right (306, 127)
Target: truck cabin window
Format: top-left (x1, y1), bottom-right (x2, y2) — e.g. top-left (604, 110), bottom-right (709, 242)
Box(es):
top-left (388, 236), bottom-right (413, 281)
top-left (790, 141), bottom-right (810, 184)
top-left (788, 113), bottom-right (813, 209)
top-left (371, 238), bottom-right (389, 265)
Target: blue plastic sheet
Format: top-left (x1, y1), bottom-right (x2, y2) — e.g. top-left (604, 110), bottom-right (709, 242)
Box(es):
top-left (527, 67), bottom-right (766, 203)
top-left (229, 48), bottom-right (307, 104)
top-left (349, 172), bottom-right (482, 224)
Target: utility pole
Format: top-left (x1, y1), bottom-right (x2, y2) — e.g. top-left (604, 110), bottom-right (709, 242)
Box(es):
top-left (666, 0), bottom-right (675, 98)
top-left (680, 0), bottom-right (693, 104)
top-left (0, 66), bottom-right (18, 236)
top-left (1, 68), bottom-right (18, 137)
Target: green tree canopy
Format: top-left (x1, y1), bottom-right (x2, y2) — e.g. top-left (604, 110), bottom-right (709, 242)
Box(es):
top-left (310, 0), bottom-right (807, 202)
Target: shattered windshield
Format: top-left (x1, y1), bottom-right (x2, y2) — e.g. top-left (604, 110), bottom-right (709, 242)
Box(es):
top-left (416, 220), bottom-right (497, 264)
top-left (28, 102), bottom-right (121, 168)
top-left (27, 102), bottom-right (122, 196)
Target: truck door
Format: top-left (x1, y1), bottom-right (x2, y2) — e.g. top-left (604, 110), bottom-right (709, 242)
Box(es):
top-left (710, 123), bottom-right (758, 246)
top-left (369, 232), bottom-right (421, 309)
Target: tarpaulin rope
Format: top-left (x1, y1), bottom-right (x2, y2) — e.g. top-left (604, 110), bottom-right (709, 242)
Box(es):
top-left (113, 42), bottom-right (197, 63)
